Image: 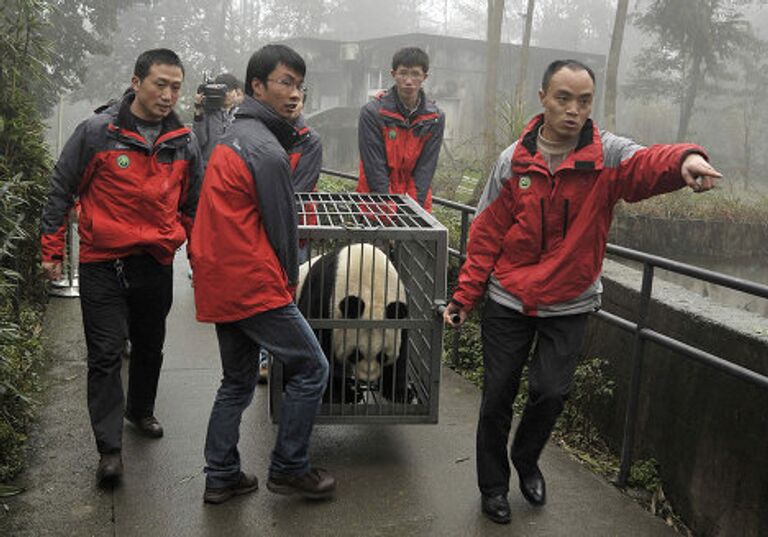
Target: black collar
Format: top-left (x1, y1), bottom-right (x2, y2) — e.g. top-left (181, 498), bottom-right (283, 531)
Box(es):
top-left (115, 93), bottom-right (184, 137)
top-left (235, 96), bottom-right (300, 150)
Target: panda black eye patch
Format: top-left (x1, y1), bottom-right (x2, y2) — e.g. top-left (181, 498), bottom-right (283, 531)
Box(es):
top-left (338, 296), bottom-right (365, 319)
top-left (386, 301), bottom-right (408, 319)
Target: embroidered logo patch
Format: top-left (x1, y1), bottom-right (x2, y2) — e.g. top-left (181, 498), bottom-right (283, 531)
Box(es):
top-left (388, 129), bottom-right (397, 140)
top-left (116, 154), bottom-right (130, 169)
top-left (518, 176), bottom-right (531, 189)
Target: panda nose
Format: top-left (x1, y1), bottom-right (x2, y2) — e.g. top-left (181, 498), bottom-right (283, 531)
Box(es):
top-left (345, 349), bottom-right (387, 365)
top-left (346, 349), bottom-right (365, 364)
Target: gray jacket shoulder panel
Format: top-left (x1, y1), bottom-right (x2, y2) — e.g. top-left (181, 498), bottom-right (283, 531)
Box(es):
top-left (222, 116), bottom-right (297, 286)
top-left (476, 141), bottom-right (517, 215)
top-left (600, 130), bottom-right (644, 168)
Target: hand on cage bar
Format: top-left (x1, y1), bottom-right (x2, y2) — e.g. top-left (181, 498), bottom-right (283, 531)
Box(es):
top-left (443, 302), bottom-right (466, 328)
top-left (357, 200), bottom-right (397, 226)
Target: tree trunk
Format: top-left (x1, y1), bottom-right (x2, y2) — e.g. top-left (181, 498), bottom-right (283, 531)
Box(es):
top-left (474, 0), bottom-right (505, 205)
top-left (482, 0), bottom-right (504, 164)
top-left (743, 93), bottom-right (751, 189)
top-left (514, 0), bottom-right (535, 113)
top-left (603, 0), bottom-right (629, 132)
top-left (676, 52), bottom-right (702, 141)
top-left (216, 0), bottom-right (231, 72)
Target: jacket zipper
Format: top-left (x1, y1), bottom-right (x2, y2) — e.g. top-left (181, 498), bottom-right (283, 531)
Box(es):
top-left (563, 199), bottom-right (570, 238)
top-left (540, 198), bottom-right (546, 251)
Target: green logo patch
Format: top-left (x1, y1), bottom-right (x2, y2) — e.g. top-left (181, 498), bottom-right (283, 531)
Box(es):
top-left (116, 154), bottom-right (130, 169)
top-left (388, 129), bottom-right (397, 140)
top-left (518, 176), bottom-right (531, 189)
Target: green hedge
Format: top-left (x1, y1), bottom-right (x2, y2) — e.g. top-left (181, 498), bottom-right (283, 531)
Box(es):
top-left (0, 1), bottom-right (54, 482)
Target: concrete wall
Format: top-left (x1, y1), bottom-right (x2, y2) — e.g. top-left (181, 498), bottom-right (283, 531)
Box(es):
top-left (610, 215), bottom-right (768, 259)
top-left (588, 260), bottom-right (768, 537)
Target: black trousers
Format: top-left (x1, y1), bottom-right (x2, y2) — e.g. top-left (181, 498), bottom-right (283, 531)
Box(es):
top-left (476, 299), bottom-right (588, 496)
top-left (79, 255), bottom-right (172, 454)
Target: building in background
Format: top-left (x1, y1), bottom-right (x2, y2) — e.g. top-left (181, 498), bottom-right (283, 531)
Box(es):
top-left (283, 33), bottom-right (604, 171)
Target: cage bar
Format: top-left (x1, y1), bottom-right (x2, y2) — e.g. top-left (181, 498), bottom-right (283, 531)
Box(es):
top-left (270, 193), bottom-right (448, 424)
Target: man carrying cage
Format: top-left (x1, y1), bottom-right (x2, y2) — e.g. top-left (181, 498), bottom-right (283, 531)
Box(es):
top-left (190, 44), bottom-right (335, 504)
top-left (356, 46), bottom-right (445, 212)
top-left (443, 59), bottom-right (722, 525)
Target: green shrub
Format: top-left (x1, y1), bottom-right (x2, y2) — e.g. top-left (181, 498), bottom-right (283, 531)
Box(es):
top-left (617, 188), bottom-right (768, 223)
top-left (0, 0), bottom-right (53, 482)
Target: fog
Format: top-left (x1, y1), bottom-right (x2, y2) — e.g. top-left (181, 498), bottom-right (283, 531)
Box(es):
top-left (42, 0), bottom-right (768, 311)
top-left (45, 1), bottom-right (768, 188)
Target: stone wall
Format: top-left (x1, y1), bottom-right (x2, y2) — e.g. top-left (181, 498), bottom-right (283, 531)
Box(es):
top-left (587, 260), bottom-right (768, 537)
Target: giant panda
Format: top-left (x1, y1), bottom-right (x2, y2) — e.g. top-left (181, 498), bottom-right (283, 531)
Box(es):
top-left (296, 242), bottom-right (409, 403)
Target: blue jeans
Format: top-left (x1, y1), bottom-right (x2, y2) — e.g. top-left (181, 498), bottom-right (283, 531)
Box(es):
top-left (204, 303), bottom-right (329, 487)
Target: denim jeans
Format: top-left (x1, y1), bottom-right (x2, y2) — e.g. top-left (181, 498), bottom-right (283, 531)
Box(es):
top-left (204, 303), bottom-right (329, 487)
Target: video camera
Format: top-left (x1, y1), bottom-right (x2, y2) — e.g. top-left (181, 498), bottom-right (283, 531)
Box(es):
top-left (197, 74), bottom-right (228, 112)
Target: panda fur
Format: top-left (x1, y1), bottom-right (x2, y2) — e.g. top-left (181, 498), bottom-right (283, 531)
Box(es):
top-left (296, 243), bottom-right (409, 403)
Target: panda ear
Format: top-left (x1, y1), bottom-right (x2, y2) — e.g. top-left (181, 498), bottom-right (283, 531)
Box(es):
top-left (338, 296), bottom-right (365, 319)
top-left (386, 301), bottom-right (408, 319)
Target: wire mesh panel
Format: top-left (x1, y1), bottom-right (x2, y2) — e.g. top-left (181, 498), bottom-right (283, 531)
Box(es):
top-left (269, 192), bottom-right (448, 424)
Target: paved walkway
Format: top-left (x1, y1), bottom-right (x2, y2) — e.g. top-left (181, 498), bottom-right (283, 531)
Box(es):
top-left (2, 255), bottom-right (679, 536)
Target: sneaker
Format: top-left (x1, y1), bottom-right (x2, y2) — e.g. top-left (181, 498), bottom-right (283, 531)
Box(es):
top-left (203, 472), bottom-right (259, 504)
top-left (267, 467), bottom-right (335, 500)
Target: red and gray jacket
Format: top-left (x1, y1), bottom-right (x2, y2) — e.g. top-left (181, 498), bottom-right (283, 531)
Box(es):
top-left (451, 115), bottom-right (706, 317)
top-left (193, 107), bottom-right (236, 166)
top-left (189, 96), bottom-right (302, 323)
top-left (289, 115), bottom-right (322, 192)
top-left (40, 94), bottom-right (203, 266)
top-left (289, 116), bottom-right (322, 228)
top-left (357, 87), bottom-right (444, 211)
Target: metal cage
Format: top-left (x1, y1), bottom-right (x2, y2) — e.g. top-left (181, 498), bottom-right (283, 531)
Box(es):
top-left (269, 192), bottom-right (448, 424)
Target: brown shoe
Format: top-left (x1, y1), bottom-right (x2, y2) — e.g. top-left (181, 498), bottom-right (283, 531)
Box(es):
top-left (96, 453), bottom-right (123, 486)
top-left (203, 472), bottom-right (259, 504)
top-left (267, 467), bottom-right (335, 500)
top-left (125, 414), bottom-right (164, 438)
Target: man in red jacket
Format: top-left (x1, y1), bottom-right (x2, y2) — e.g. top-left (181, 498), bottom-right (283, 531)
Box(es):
top-left (40, 49), bottom-right (203, 485)
top-left (190, 44), bottom-right (335, 504)
top-left (357, 47), bottom-right (445, 211)
top-left (443, 59), bottom-right (722, 524)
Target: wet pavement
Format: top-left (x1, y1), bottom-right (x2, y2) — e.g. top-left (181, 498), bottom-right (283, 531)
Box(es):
top-left (1, 255), bottom-right (678, 536)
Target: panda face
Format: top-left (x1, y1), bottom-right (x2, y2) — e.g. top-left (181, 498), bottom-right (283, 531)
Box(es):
top-left (332, 243), bottom-right (407, 382)
top-left (297, 243), bottom-right (408, 383)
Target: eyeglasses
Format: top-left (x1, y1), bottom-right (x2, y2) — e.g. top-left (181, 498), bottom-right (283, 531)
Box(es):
top-left (394, 69), bottom-right (425, 81)
top-left (267, 77), bottom-right (308, 94)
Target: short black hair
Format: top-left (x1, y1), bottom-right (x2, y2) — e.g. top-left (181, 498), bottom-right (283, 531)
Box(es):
top-left (392, 47), bottom-right (429, 73)
top-left (541, 59), bottom-right (595, 91)
top-left (214, 73), bottom-right (243, 91)
top-left (133, 48), bottom-right (185, 80)
top-left (244, 44), bottom-right (306, 96)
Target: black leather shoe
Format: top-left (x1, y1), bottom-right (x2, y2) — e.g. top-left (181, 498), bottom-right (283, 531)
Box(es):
top-left (267, 467), bottom-right (336, 500)
top-left (203, 472), bottom-right (259, 504)
top-left (96, 453), bottom-right (123, 486)
top-left (481, 494), bottom-right (511, 524)
top-left (519, 467), bottom-right (546, 506)
top-left (125, 414), bottom-right (164, 438)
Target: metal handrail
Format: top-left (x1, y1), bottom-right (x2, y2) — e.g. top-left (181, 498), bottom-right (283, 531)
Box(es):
top-left (320, 168), bottom-right (768, 487)
top-left (606, 243), bottom-right (768, 299)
